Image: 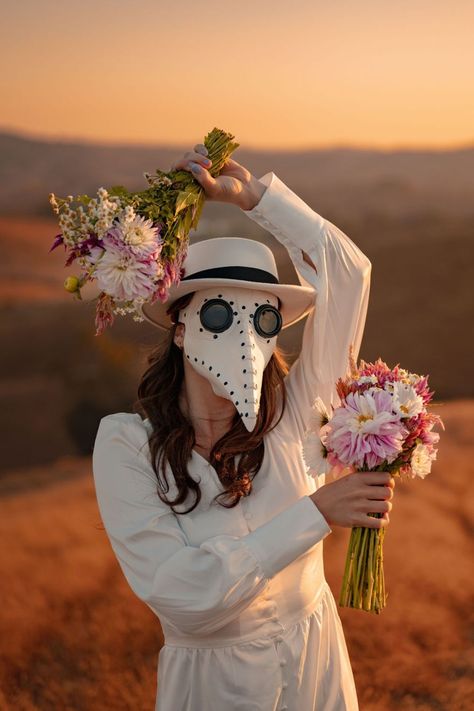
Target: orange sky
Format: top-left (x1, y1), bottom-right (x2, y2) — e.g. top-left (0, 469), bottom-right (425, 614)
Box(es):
top-left (1, 0), bottom-right (473, 149)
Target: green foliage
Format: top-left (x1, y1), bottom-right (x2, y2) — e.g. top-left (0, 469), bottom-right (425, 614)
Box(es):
top-left (175, 187), bottom-right (199, 215)
top-left (132, 128), bottom-right (240, 259)
top-left (108, 185), bottom-right (132, 201)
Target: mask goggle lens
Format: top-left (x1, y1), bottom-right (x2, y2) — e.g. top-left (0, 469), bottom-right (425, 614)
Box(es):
top-left (254, 304), bottom-right (282, 338)
top-left (200, 299), bottom-right (233, 333)
top-left (200, 299), bottom-right (282, 338)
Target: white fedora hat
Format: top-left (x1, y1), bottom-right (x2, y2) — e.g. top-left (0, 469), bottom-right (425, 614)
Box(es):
top-left (141, 237), bottom-right (316, 331)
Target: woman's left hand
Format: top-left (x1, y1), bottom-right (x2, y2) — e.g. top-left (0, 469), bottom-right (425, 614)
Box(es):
top-left (169, 143), bottom-right (266, 210)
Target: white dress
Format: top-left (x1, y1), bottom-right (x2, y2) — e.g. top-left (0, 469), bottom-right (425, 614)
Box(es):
top-left (92, 171), bottom-right (372, 711)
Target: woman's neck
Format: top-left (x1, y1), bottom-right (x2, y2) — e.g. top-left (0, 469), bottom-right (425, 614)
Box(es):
top-left (179, 357), bottom-right (237, 452)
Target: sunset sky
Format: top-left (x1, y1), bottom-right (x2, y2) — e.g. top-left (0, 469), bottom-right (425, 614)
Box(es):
top-left (1, 0), bottom-right (473, 149)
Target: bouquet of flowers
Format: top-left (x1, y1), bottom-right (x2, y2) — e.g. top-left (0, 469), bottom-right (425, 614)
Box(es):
top-left (302, 345), bottom-right (444, 614)
top-left (48, 127), bottom-right (239, 335)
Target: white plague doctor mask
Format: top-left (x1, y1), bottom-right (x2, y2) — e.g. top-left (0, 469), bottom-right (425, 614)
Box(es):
top-left (178, 286), bottom-right (281, 432)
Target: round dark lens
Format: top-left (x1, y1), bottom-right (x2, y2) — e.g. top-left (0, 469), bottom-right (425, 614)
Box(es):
top-left (254, 305), bottom-right (282, 338)
top-left (200, 299), bottom-right (233, 333)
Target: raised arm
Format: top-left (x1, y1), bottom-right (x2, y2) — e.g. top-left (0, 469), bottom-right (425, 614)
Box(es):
top-left (241, 171), bottom-right (372, 440)
top-left (92, 413), bottom-right (332, 637)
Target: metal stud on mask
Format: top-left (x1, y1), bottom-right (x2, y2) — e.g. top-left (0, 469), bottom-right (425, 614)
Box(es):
top-left (178, 286), bottom-right (281, 432)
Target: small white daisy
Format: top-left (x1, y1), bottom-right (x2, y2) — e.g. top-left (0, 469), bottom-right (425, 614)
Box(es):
top-left (391, 381), bottom-right (424, 419)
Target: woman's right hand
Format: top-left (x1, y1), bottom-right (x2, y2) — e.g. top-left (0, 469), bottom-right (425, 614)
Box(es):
top-left (310, 470), bottom-right (395, 529)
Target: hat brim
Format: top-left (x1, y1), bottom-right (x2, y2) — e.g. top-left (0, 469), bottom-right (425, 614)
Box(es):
top-left (140, 277), bottom-right (316, 331)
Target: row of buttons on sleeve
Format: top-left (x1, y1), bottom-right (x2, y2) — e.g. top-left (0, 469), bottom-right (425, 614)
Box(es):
top-left (277, 631), bottom-right (289, 709)
top-left (248, 206), bottom-right (274, 232)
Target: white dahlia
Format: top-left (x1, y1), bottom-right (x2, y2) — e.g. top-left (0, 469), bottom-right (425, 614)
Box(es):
top-left (113, 212), bottom-right (162, 256)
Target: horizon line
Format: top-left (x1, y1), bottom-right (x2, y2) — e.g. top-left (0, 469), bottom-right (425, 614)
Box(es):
top-left (1, 125), bottom-right (473, 154)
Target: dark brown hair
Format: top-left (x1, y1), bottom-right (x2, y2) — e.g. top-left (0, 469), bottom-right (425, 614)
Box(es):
top-left (134, 292), bottom-right (290, 514)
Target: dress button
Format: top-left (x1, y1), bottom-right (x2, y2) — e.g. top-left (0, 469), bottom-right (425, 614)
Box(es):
top-left (280, 659), bottom-right (287, 667)
top-left (282, 682), bottom-right (288, 689)
top-left (275, 635), bottom-right (284, 642)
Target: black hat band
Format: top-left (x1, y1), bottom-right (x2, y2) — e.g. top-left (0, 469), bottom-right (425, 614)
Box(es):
top-left (181, 266), bottom-right (279, 284)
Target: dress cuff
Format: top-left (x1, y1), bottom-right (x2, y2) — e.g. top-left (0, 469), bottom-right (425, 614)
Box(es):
top-left (241, 171), bottom-right (326, 254)
top-left (243, 495), bottom-right (332, 579)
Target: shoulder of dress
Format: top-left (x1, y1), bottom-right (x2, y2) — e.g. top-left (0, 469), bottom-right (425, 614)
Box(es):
top-left (92, 412), bottom-right (160, 487)
top-left (94, 412), bottom-right (153, 454)
top-left (98, 411), bottom-right (147, 427)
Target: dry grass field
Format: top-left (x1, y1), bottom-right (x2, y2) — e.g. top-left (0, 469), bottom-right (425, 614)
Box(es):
top-left (1, 399), bottom-right (472, 710)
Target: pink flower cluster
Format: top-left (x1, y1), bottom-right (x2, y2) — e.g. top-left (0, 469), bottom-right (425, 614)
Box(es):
top-left (321, 349), bottom-right (444, 478)
top-left (149, 240), bottom-right (188, 305)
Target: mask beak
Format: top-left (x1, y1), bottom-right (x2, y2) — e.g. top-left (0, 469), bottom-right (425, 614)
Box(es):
top-left (181, 288), bottom-right (278, 434)
top-left (214, 322), bottom-right (268, 432)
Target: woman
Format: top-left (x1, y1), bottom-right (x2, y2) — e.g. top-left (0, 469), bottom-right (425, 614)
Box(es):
top-left (92, 144), bottom-right (395, 711)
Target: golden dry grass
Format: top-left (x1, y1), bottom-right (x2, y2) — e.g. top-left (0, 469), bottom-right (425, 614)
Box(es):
top-left (1, 400), bottom-right (472, 710)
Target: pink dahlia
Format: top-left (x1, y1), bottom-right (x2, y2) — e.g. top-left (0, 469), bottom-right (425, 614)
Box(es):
top-left (325, 388), bottom-right (409, 470)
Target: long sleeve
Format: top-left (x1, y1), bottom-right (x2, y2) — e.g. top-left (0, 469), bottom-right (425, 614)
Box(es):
top-left (92, 413), bottom-right (332, 637)
top-left (241, 171), bottom-right (372, 440)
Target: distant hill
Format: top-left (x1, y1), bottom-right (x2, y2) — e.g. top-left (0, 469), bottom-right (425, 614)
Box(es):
top-left (1, 131), bottom-right (473, 470)
top-left (1, 130), bottom-right (474, 219)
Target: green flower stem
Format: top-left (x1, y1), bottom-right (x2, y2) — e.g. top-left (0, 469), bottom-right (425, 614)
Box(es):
top-left (351, 529), bottom-right (362, 606)
top-left (353, 529), bottom-right (364, 607)
top-left (364, 527), bottom-right (376, 611)
top-left (372, 526), bottom-right (385, 613)
top-left (373, 529), bottom-right (379, 610)
top-left (362, 528), bottom-right (372, 608)
top-left (349, 529), bottom-right (360, 607)
top-left (353, 526), bottom-right (369, 608)
top-left (339, 526), bottom-right (358, 606)
top-left (348, 528), bottom-right (361, 607)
